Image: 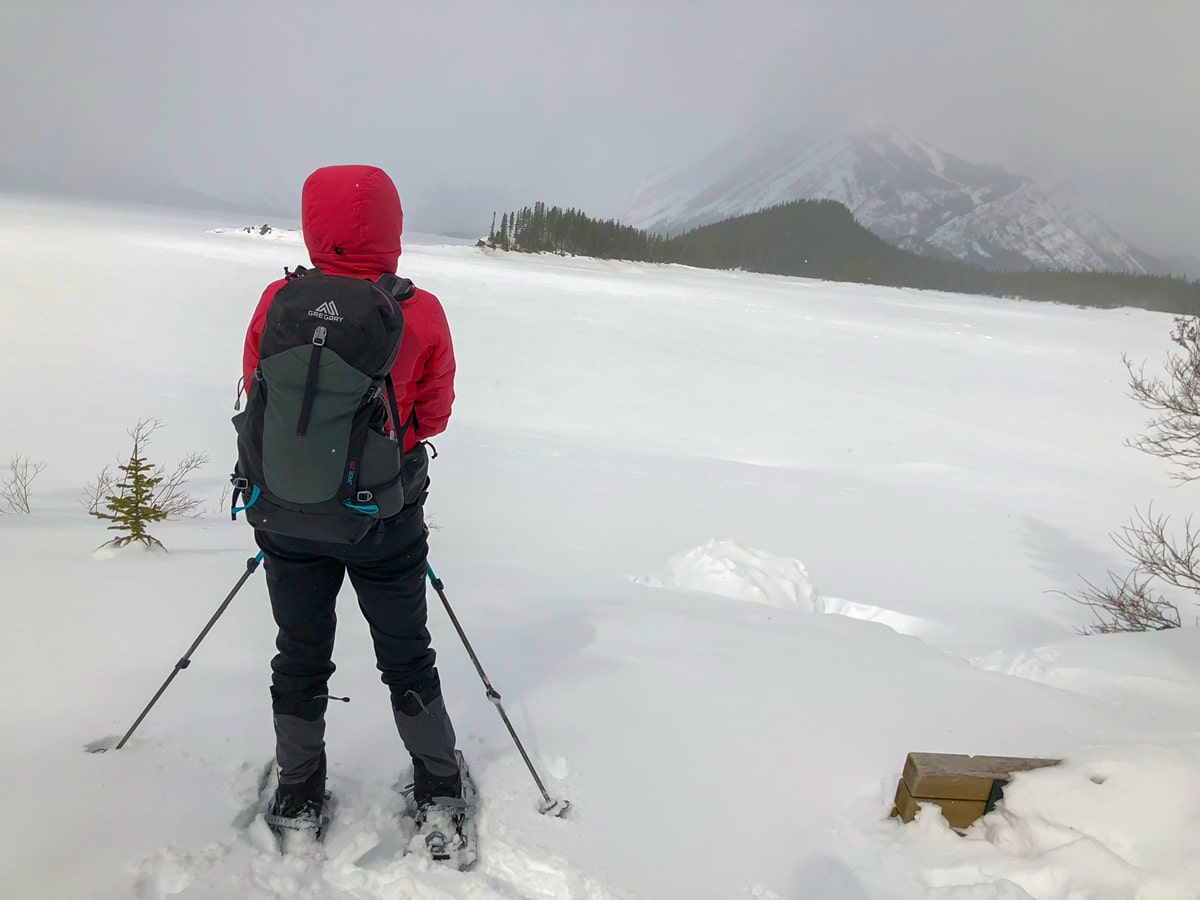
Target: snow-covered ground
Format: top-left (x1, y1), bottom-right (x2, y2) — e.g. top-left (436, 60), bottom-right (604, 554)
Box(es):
top-left (2, 194), bottom-right (1199, 899)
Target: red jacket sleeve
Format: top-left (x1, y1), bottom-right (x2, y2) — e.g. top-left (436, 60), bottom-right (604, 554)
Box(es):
top-left (409, 291), bottom-right (456, 441)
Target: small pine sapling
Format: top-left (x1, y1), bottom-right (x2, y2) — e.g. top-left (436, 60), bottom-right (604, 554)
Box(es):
top-left (92, 420), bottom-right (169, 549)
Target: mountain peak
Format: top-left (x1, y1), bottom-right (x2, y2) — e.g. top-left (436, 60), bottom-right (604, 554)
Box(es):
top-left (625, 129), bottom-right (1149, 274)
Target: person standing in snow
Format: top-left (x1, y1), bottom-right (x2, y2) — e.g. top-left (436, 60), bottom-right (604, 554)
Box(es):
top-left (240, 164), bottom-right (462, 825)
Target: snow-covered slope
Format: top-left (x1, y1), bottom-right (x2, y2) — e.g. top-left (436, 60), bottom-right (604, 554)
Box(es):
top-left (3, 194), bottom-right (1200, 899)
top-left (1037, 176), bottom-right (1155, 274)
top-left (626, 129), bottom-right (1152, 274)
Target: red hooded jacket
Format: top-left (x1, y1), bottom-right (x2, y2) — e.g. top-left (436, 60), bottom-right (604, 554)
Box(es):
top-left (243, 165), bottom-right (455, 451)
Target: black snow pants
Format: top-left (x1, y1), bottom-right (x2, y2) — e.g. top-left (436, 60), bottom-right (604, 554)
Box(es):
top-left (255, 503), bottom-right (458, 786)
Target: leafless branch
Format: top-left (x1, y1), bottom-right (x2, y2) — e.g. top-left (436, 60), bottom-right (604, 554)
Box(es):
top-left (1, 455), bottom-right (47, 514)
top-left (1060, 566), bottom-right (1182, 635)
top-left (81, 463), bottom-right (118, 515)
top-left (212, 482), bottom-right (233, 515)
top-left (1125, 316), bottom-right (1200, 483)
top-left (131, 417), bottom-right (165, 445)
top-left (1112, 505), bottom-right (1200, 595)
top-left (153, 451), bottom-right (209, 518)
top-left (1058, 504), bottom-right (1200, 634)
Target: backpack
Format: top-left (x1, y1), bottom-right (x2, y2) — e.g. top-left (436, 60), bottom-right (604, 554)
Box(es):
top-left (230, 265), bottom-right (414, 544)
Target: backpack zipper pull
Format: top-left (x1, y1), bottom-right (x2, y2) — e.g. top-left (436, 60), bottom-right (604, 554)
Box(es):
top-left (234, 374), bottom-right (246, 410)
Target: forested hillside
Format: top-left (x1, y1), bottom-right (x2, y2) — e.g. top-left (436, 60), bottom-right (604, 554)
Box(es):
top-left (483, 200), bottom-right (1200, 313)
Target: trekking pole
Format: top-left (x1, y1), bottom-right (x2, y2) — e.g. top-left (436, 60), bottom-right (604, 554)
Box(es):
top-left (102, 552), bottom-right (264, 752)
top-left (427, 562), bottom-right (570, 816)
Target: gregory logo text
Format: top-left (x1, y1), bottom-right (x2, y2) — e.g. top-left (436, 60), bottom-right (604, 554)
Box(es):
top-left (308, 301), bottom-right (343, 322)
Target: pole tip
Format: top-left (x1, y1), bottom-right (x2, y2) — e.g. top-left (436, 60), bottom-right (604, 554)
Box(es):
top-left (538, 797), bottom-right (571, 817)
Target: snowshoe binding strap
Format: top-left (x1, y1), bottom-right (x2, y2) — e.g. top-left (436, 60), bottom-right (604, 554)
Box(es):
top-left (263, 812), bottom-right (324, 832)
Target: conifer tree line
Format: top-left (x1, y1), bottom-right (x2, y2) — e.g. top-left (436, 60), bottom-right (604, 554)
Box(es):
top-left (488, 202), bottom-right (670, 260)
top-left (483, 199), bottom-right (1200, 315)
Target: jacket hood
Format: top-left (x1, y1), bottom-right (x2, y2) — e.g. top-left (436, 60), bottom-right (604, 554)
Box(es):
top-left (301, 165), bottom-right (403, 277)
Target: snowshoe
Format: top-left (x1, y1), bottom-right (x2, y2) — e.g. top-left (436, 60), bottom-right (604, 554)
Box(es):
top-left (399, 750), bottom-right (478, 870)
top-left (264, 790), bottom-right (335, 839)
top-left (259, 756), bottom-right (336, 852)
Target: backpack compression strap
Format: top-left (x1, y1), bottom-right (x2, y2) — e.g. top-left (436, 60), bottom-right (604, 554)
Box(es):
top-left (296, 326), bottom-right (327, 436)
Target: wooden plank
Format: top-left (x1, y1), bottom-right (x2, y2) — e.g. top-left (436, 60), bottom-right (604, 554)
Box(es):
top-left (892, 778), bottom-right (987, 830)
top-left (903, 752), bottom-right (1060, 802)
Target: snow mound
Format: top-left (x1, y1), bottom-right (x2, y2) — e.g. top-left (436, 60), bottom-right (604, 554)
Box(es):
top-left (638, 541), bottom-right (936, 638)
top-left (638, 539), bottom-right (822, 611)
top-left (638, 542), bottom-right (936, 643)
top-left (819, 595), bottom-right (938, 639)
top-left (91, 542), bottom-right (168, 561)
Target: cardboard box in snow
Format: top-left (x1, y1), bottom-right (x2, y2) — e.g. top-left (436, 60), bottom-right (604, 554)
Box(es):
top-left (891, 751), bottom-right (1060, 831)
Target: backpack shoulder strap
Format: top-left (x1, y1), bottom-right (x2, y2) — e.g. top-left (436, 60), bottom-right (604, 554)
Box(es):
top-left (283, 264), bottom-right (320, 280)
top-left (376, 272), bottom-right (416, 301)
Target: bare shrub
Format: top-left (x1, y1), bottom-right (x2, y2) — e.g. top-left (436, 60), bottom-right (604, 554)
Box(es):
top-left (1124, 317), bottom-right (1200, 483)
top-left (1066, 316), bottom-right (1200, 632)
top-left (1, 455), bottom-right (47, 514)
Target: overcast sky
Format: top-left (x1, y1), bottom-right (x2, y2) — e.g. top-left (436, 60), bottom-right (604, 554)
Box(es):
top-left (2, 1), bottom-right (1196, 256)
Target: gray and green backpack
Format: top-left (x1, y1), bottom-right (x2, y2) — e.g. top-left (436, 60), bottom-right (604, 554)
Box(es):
top-left (231, 266), bottom-right (414, 544)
